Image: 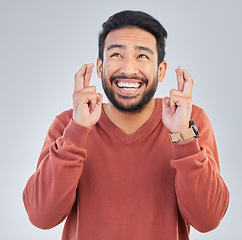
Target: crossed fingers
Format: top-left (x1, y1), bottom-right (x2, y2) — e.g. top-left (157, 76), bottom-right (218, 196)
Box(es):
top-left (176, 66), bottom-right (193, 96)
top-left (74, 63), bottom-right (101, 110)
top-left (74, 63), bottom-right (95, 91)
top-left (166, 66), bottom-right (193, 115)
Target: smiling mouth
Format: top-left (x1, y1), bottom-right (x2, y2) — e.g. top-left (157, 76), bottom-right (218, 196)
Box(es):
top-left (115, 81), bottom-right (142, 90)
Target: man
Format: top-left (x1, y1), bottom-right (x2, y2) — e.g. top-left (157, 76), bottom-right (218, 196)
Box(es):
top-left (23, 10), bottom-right (229, 240)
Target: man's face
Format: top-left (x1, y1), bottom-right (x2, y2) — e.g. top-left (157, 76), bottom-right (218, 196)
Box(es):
top-left (97, 27), bottom-right (166, 113)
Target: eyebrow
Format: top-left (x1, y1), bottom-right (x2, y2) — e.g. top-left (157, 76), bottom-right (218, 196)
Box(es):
top-left (136, 46), bottom-right (154, 55)
top-left (106, 44), bottom-right (154, 55)
top-left (107, 44), bottom-right (125, 51)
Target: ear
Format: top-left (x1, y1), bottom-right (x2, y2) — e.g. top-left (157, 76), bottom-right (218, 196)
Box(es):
top-left (158, 60), bottom-right (167, 83)
top-left (96, 58), bottom-right (103, 79)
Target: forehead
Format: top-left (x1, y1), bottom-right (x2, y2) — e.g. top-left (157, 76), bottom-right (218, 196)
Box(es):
top-left (104, 28), bottom-right (157, 52)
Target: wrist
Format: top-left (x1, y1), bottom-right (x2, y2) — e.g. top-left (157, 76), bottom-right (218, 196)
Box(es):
top-left (63, 119), bottom-right (91, 147)
top-left (169, 120), bottom-right (200, 143)
top-left (72, 118), bottom-right (93, 129)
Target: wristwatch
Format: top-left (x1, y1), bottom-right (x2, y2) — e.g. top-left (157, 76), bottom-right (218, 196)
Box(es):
top-left (169, 120), bottom-right (200, 143)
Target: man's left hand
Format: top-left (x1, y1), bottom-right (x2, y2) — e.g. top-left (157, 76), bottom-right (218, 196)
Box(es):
top-left (162, 66), bottom-right (193, 134)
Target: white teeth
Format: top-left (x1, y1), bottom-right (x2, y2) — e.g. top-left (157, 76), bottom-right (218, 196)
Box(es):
top-left (123, 87), bottom-right (136, 91)
top-left (117, 82), bottom-right (141, 88)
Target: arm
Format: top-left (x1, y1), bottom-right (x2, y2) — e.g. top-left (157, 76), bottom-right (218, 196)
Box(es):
top-left (170, 108), bottom-right (229, 232)
top-left (162, 67), bottom-right (229, 232)
top-left (23, 64), bottom-right (103, 229)
top-left (23, 115), bottom-right (90, 229)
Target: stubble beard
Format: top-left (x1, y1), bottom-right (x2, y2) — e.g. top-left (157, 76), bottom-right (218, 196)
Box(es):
top-left (101, 72), bottom-right (158, 114)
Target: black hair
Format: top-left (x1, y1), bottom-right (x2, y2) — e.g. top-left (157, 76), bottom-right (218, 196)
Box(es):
top-left (98, 10), bottom-right (167, 65)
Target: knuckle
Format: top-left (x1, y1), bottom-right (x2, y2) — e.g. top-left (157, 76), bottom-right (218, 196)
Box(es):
top-left (73, 91), bottom-right (83, 99)
top-left (190, 78), bottom-right (194, 85)
top-left (72, 91), bottom-right (78, 97)
top-left (90, 86), bottom-right (96, 91)
top-left (170, 89), bottom-right (176, 95)
top-left (190, 96), bottom-right (193, 103)
top-left (74, 73), bottom-right (79, 79)
top-left (72, 93), bottom-right (78, 101)
top-left (186, 96), bottom-right (193, 105)
top-left (81, 86), bottom-right (96, 93)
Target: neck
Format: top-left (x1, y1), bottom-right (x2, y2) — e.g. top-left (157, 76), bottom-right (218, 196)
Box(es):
top-left (103, 98), bottom-right (156, 135)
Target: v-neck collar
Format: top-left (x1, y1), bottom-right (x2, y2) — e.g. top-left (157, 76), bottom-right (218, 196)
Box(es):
top-left (97, 98), bottom-right (163, 145)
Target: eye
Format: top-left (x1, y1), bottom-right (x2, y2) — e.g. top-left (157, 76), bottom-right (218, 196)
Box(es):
top-left (138, 54), bottom-right (149, 60)
top-left (111, 53), bottom-right (121, 58)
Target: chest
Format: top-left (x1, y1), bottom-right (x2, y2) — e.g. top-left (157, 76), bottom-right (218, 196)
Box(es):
top-left (81, 124), bottom-right (176, 194)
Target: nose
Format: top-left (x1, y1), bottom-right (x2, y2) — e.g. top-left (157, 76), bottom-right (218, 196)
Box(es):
top-left (120, 57), bottom-right (139, 76)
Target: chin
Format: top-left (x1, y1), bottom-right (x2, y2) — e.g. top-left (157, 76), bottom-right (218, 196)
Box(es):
top-left (109, 94), bottom-right (155, 114)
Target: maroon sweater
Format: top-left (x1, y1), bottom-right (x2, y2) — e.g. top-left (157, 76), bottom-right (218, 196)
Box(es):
top-left (23, 98), bottom-right (229, 240)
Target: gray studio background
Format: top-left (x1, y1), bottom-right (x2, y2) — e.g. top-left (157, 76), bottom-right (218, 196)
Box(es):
top-left (1, 0), bottom-right (241, 239)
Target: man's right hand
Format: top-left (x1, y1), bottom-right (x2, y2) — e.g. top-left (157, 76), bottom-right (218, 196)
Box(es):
top-left (73, 63), bottom-right (103, 128)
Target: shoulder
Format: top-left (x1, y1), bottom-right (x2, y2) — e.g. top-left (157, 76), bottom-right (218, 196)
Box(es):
top-left (48, 109), bottom-right (73, 133)
top-left (191, 104), bottom-right (206, 118)
top-left (56, 109), bottom-right (73, 123)
top-left (191, 105), bottom-right (213, 133)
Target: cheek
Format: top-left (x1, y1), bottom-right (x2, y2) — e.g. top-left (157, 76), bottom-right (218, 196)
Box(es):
top-left (140, 65), bottom-right (157, 80)
top-left (103, 61), bottom-right (120, 77)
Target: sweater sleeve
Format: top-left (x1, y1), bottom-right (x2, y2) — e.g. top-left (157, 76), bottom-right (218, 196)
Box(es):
top-left (170, 108), bottom-right (229, 233)
top-left (23, 112), bottom-right (91, 229)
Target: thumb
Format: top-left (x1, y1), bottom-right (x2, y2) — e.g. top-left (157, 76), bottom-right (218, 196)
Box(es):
top-left (96, 93), bottom-right (103, 106)
top-left (162, 97), bottom-right (170, 110)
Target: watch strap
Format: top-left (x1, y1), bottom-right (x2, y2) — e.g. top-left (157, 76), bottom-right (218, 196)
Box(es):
top-left (169, 128), bottom-right (195, 143)
top-left (169, 120), bottom-right (200, 143)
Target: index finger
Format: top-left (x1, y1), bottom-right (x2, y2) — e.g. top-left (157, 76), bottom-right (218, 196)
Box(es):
top-left (83, 63), bottom-right (94, 88)
top-left (183, 69), bottom-right (193, 96)
top-left (176, 66), bottom-right (184, 92)
top-left (74, 64), bottom-right (88, 91)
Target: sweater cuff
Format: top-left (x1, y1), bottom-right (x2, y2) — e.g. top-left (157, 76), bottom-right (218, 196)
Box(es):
top-left (62, 119), bottom-right (91, 148)
top-left (172, 138), bottom-right (201, 160)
